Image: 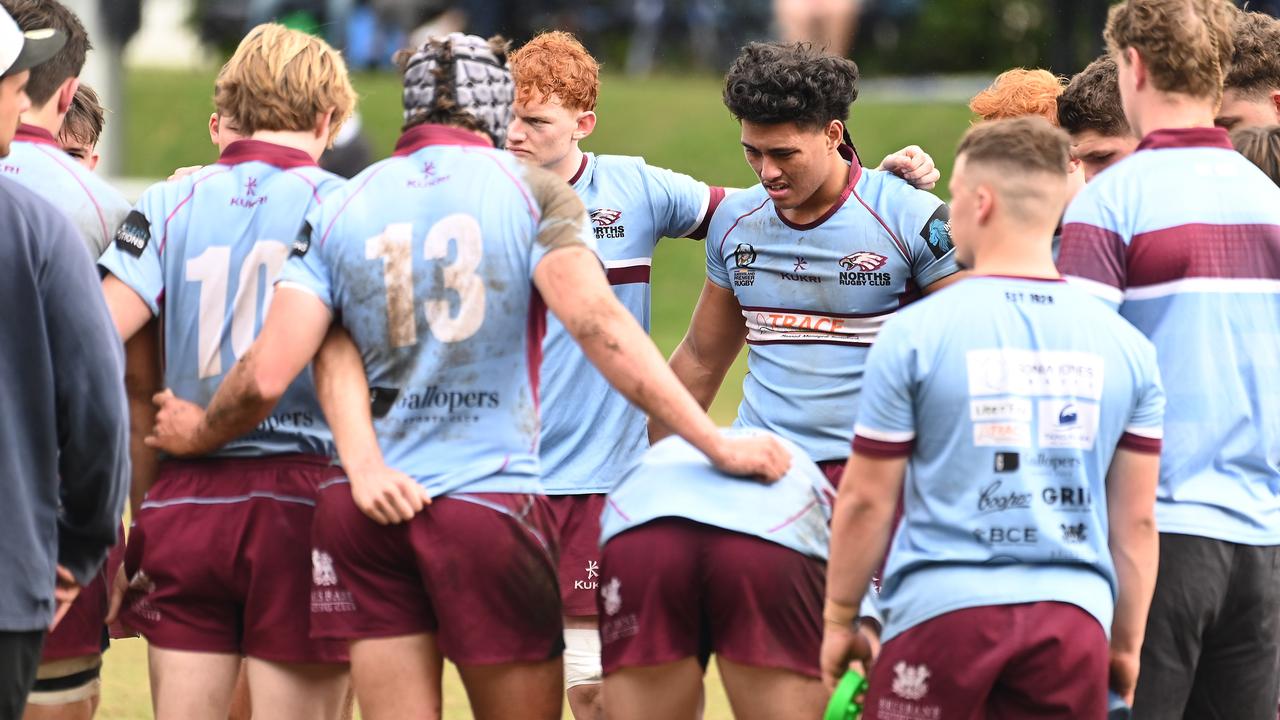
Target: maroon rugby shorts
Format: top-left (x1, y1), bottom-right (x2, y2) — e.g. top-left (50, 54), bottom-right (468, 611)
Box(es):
top-left (865, 601), bottom-right (1108, 720)
top-left (545, 493), bottom-right (607, 617)
top-left (41, 524), bottom-right (125, 661)
top-left (598, 518), bottom-right (824, 678)
top-left (309, 483), bottom-right (563, 666)
top-left (120, 454), bottom-right (348, 664)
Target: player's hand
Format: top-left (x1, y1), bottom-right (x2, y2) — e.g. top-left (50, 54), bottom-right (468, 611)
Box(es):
top-left (167, 165), bottom-right (204, 181)
top-left (104, 564), bottom-right (128, 626)
top-left (145, 389), bottom-right (208, 456)
top-left (51, 565), bottom-right (81, 632)
top-left (1109, 648), bottom-right (1140, 705)
top-left (820, 622), bottom-right (876, 693)
top-left (707, 434), bottom-right (791, 483)
top-left (349, 463), bottom-right (432, 525)
top-left (879, 145), bottom-right (940, 190)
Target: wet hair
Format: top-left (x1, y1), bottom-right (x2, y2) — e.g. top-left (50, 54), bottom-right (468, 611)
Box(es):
top-left (722, 41), bottom-right (858, 129)
top-left (1058, 55), bottom-right (1131, 138)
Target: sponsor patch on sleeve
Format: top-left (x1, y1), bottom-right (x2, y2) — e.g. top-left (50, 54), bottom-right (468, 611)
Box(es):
top-left (291, 221), bottom-right (312, 258)
top-left (919, 204), bottom-right (953, 260)
top-left (113, 210), bottom-right (151, 258)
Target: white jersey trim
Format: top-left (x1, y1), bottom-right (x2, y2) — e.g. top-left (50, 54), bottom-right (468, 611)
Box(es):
top-left (853, 424), bottom-right (916, 443)
top-left (603, 257), bottom-right (654, 269)
top-left (1123, 424), bottom-right (1164, 439)
top-left (1064, 275), bottom-right (1124, 305)
top-left (676, 185), bottom-right (712, 239)
top-left (1124, 277), bottom-right (1280, 301)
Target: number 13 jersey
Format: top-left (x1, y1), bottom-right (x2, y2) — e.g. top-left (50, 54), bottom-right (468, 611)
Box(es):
top-left (280, 124), bottom-right (596, 497)
top-left (98, 139), bottom-right (343, 458)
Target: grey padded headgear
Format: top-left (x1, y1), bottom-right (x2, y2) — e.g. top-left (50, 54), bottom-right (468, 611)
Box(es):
top-left (402, 32), bottom-right (514, 148)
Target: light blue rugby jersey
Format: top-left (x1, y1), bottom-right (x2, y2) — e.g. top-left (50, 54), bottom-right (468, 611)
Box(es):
top-left (540, 153), bottom-right (722, 494)
top-left (1058, 127), bottom-right (1280, 545)
top-left (280, 124), bottom-right (596, 497)
top-left (852, 276), bottom-right (1165, 643)
top-left (707, 145), bottom-right (959, 462)
top-left (98, 139), bottom-right (342, 458)
top-left (600, 428), bottom-right (833, 559)
top-left (2, 124), bottom-right (130, 259)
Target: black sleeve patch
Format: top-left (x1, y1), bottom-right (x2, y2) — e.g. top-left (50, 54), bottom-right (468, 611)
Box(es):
top-left (919, 204), bottom-right (953, 260)
top-left (113, 210), bottom-right (151, 258)
top-left (369, 386), bottom-right (400, 419)
top-left (291, 221), bottom-right (313, 258)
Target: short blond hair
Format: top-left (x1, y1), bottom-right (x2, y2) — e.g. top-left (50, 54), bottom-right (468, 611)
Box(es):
top-left (215, 23), bottom-right (355, 144)
top-left (1104, 0), bottom-right (1236, 102)
top-left (969, 68), bottom-right (1065, 125)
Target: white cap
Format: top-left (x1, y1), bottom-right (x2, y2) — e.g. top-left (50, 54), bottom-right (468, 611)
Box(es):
top-left (0, 5), bottom-right (65, 78)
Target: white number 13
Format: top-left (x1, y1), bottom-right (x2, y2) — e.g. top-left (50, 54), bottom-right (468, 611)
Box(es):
top-left (365, 214), bottom-right (486, 348)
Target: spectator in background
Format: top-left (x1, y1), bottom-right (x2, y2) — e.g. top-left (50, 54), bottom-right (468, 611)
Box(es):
top-left (57, 81), bottom-right (101, 169)
top-left (1232, 125), bottom-right (1280, 186)
top-left (775, 0), bottom-right (861, 57)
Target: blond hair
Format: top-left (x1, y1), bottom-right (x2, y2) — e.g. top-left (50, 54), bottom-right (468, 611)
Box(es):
top-left (215, 23), bottom-right (355, 144)
top-left (969, 68), bottom-right (1065, 125)
top-left (1104, 0), bottom-right (1236, 102)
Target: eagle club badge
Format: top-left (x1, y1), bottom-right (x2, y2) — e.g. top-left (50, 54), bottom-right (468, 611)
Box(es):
top-left (590, 208), bottom-right (625, 239)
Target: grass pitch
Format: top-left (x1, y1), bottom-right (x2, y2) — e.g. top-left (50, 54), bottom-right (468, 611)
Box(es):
top-left (98, 67), bottom-right (970, 719)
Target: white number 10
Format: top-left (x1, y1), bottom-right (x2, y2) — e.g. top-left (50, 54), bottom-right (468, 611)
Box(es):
top-left (365, 214), bottom-right (486, 348)
top-left (185, 240), bottom-right (290, 379)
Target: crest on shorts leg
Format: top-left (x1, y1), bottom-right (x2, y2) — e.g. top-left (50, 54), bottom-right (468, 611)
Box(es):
top-left (602, 577), bottom-right (622, 616)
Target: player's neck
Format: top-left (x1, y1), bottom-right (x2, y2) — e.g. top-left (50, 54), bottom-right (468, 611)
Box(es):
top-left (19, 103), bottom-right (63, 136)
top-left (783, 152), bottom-right (850, 225)
top-left (969, 226), bottom-right (1059, 279)
top-left (248, 129), bottom-right (326, 161)
top-left (549, 146), bottom-right (585, 184)
top-left (1130, 94), bottom-right (1217, 139)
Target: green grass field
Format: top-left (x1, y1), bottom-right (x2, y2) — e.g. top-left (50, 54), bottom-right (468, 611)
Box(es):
top-left (98, 67), bottom-right (969, 719)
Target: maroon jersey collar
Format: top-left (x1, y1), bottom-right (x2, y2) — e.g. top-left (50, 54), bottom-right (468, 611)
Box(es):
top-left (15, 123), bottom-right (58, 146)
top-left (219, 139), bottom-right (318, 169)
top-left (1137, 126), bottom-right (1233, 152)
top-left (394, 124), bottom-right (494, 156)
top-left (774, 143), bottom-right (864, 231)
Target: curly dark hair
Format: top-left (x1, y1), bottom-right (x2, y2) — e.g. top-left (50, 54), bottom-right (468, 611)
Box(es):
top-left (1225, 10), bottom-right (1280, 96)
top-left (1058, 55), bottom-right (1130, 138)
top-left (722, 42), bottom-right (859, 129)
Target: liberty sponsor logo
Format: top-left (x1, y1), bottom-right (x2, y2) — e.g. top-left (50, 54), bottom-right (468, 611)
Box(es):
top-left (1038, 400), bottom-right (1100, 450)
top-left (839, 250), bottom-right (891, 286)
top-left (407, 161), bottom-right (449, 188)
top-left (1042, 486), bottom-right (1092, 509)
top-left (230, 177), bottom-right (268, 208)
top-left (977, 480), bottom-right (1031, 515)
top-left (733, 243), bottom-right (757, 286)
top-left (114, 210), bottom-right (152, 257)
top-left (574, 560), bottom-right (600, 591)
top-left (973, 422), bottom-right (1032, 448)
top-left (1061, 523), bottom-right (1087, 543)
top-left (892, 662), bottom-right (930, 701)
top-left (591, 208), bottom-right (625, 239)
top-left (973, 526), bottom-right (1038, 545)
top-left (966, 349), bottom-right (1105, 399)
top-left (782, 255), bottom-right (822, 283)
top-left (971, 398), bottom-right (1032, 423)
top-left (602, 577), bottom-right (623, 616)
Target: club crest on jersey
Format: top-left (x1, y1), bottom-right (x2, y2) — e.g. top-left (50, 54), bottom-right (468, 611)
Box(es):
top-left (113, 210), bottom-right (151, 258)
top-left (230, 176), bottom-right (268, 208)
top-left (590, 208), bottom-right (626, 239)
top-left (733, 243), bottom-right (757, 286)
top-left (839, 250), bottom-right (891, 287)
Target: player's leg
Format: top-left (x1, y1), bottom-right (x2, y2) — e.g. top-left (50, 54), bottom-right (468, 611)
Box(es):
top-left (423, 494), bottom-right (565, 720)
top-left (986, 602), bottom-right (1108, 720)
top-left (548, 494), bottom-right (608, 720)
top-left (24, 655), bottom-right (101, 720)
top-left (705, 527), bottom-right (827, 720)
top-left (563, 617), bottom-right (603, 720)
top-left (0, 631), bottom-right (47, 720)
top-left (1132, 533), bottom-right (1227, 719)
top-left (348, 634), bottom-right (443, 720)
top-left (227, 663), bottom-right (250, 720)
top-left (598, 519), bottom-right (707, 720)
top-left (1182, 543), bottom-right (1280, 719)
top-left (147, 647), bottom-right (241, 720)
top-left (245, 659), bottom-right (349, 720)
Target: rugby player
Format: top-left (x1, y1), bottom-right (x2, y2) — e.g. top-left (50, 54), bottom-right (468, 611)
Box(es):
top-left (1233, 125), bottom-right (1280, 185)
top-left (598, 429), bottom-right (837, 719)
top-left (1217, 8), bottom-right (1280, 131)
top-left (1056, 0), bottom-right (1280, 716)
top-left (1057, 55), bottom-right (1138, 181)
top-left (56, 81), bottom-right (99, 169)
top-left (505, 31), bottom-right (940, 720)
top-left (657, 41), bottom-right (960, 487)
top-left (822, 116), bottom-right (1164, 718)
top-left (0, 0), bottom-right (128, 258)
top-left (968, 67), bottom-right (1064, 124)
top-left (143, 32), bottom-right (789, 720)
top-left (97, 24), bottom-right (357, 720)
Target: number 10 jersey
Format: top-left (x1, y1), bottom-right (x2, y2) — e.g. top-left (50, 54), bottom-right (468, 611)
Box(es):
top-left (98, 139), bottom-right (343, 459)
top-left (280, 124), bottom-right (596, 498)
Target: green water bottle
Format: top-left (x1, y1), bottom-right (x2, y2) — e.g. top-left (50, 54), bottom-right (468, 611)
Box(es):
top-left (824, 669), bottom-right (869, 720)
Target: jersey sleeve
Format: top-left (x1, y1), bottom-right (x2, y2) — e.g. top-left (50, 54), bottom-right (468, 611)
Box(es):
top-left (851, 318), bottom-right (917, 458)
top-left (525, 163), bottom-right (596, 279)
top-left (276, 208), bottom-right (335, 310)
top-left (96, 192), bottom-right (166, 317)
top-left (881, 180), bottom-right (959, 289)
top-left (1118, 341), bottom-right (1165, 454)
top-left (640, 162), bottom-right (725, 241)
top-left (704, 204), bottom-right (733, 289)
top-left (1057, 186), bottom-right (1128, 310)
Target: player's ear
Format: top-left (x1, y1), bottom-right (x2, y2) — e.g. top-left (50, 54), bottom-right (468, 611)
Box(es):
top-left (87, 151), bottom-right (99, 172)
top-left (826, 120), bottom-right (842, 151)
top-left (208, 113), bottom-right (220, 146)
top-left (975, 184), bottom-right (996, 225)
top-left (1270, 90), bottom-right (1280, 122)
top-left (55, 77), bottom-right (78, 116)
top-left (573, 111), bottom-right (597, 142)
top-left (1124, 47), bottom-right (1146, 91)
